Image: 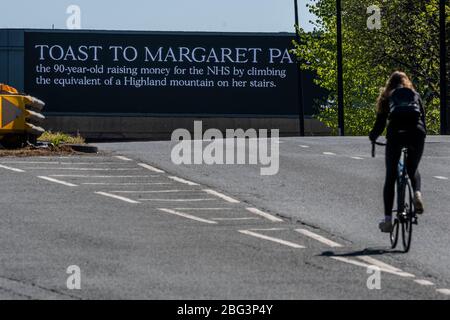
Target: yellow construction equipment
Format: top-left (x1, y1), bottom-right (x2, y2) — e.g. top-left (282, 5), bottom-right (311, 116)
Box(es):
top-left (0, 84), bottom-right (46, 148)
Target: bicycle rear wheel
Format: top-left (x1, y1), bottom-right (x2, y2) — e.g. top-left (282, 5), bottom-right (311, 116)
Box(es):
top-left (402, 180), bottom-right (414, 252)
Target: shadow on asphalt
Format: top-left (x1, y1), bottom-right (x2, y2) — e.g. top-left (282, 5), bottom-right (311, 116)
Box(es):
top-left (320, 248), bottom-right (406, 257)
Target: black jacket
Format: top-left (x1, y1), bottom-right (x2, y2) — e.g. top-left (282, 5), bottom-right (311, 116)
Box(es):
top-left (369, 89), bottom-right (426, 141)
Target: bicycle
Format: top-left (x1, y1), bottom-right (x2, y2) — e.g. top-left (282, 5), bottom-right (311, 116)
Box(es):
top-left (372, 141), bottom-right (418, 253)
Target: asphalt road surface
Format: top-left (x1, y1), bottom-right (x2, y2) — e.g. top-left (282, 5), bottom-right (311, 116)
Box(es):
top-left (0, 136), bottom-right (449, 299)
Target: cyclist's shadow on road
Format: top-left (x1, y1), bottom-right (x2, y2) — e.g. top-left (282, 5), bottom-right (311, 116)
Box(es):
top-left (320, 247), bottom-right (405, 257)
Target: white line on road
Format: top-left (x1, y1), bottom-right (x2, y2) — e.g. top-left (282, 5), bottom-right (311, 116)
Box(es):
top-left (138, 163), bottom-right (165, 173)
top-left (331, 257), bottom-right (415, 278)
top-left (295, 229), bottom-right (343, 248)
top-left (203, 189), bottom-right (240, 203)
top-left (1, 161), bottom-right (128, 165)
top-left (433, 176), bottom-right (449, 180)
top-left (238, 230), bottom-right (305, 249)
top-left (115, 156), bottom-right (133, 161)
top-left (173, 208), bottom-right (234, 211)
top-left (357, 256), bottom-right (402, 272)
top-left (37, 176), bottom-right (78, 187)
top-left (0, 164), bottom-right (25, 173)
top-left (436, 288), bottom-right (450, 295)
top-left (350, 157), bottom-right (364, 160)
top-left (168, 176), bottom-right (199, 186)
top-left (95, 192), bottom-right (141, 204)
top-left (212, 217), bottom-right (259, 221)
top-left (245, 207), bottom-right (283, 222)
top-left (49, 175), bottom-right (158, 178)
top-left (111, 190), bottom-right (199, 194)
top-left (141, 198), bottom-right (216, 202)
top-left (299, 145), bottom-right (310, 148)
top-left (158, 208), bottom-right (217, 224)
top-left (82, 183), bottom-right (171, 186)
top-left (414, 279), bottom-right (435, 286)
top-left (247, 228), bottom-right (288, 231)
top-left (323, 152), bottom-right (336, 156)
top-left (23, 168), bottom-right (140, 171)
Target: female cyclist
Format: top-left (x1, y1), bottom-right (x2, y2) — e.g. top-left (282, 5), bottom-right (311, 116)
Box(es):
top-left (369, 71), bottom-right (426, 233)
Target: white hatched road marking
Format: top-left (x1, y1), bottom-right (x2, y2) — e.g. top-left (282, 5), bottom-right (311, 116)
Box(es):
top-left (245, 207), bottom-right (283, 222)
top-left (295, 229), bottom-right (343, 248)
top-left (82, 182), bottom-right (171, 186)
top-left (433, 176), bottom-right (449, 180)
top-left (350, 156), bottom-right (364, 160)
top-left (203, 189), bottom-right (240, 203)
top-left (37, 176), bottom-right (78, 187)
top-left (173, 208), bottom-right (234, 211)
top-left (299, 145), bottom-right (310, 148)
top-left (414, 279), bottom-right (435, 286)
top-left (358, 256), bottom-right (402, 272)
top-left (23, 167), bottom-right (140, 171)
top-left (247, 228), bottom-right (288, 231)
top-left (168, 176), bottom-right (199, 186)
top-left (111, 190), bottom-right (200, 194)
top-left (0, 161), bottom-right (123, 165)
top-left (0, 164), bottom-right (25, 173)
top-left (141, 198), bottom-right (216, 202)
top-left (95, 192), bottom-right (141, 204)
top-left (323, 152), bottom-right (336, 156)
top-left (115, 156), bottom-right (133, 161)
top-left (158, 208), bottom-right (217, 224)
top-left (239, 230), bottom-right (305, 249)
top-left (50, 175), bottom-right (158, 178)
top-left (331, 257), bottom-right (415, 278)
top-left (138, 163), bottom-right (165, 173)
top-left (436, 288), bottom-right (450, 295)
top-left (212, 217), bottom-right (259, 221)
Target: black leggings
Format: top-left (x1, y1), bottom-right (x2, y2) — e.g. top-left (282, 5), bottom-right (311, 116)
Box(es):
top-left (384, 134), bottom-right (425, 217)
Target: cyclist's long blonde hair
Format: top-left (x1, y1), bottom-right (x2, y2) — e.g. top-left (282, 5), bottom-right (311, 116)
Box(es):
top-left (376, 71), bottom-right (415, 114)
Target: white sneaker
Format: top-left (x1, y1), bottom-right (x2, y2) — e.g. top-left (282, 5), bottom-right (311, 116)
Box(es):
top-left (379, 219), bottom-right (393, 233)
top-left (414, 191), bottom-right (424, 214)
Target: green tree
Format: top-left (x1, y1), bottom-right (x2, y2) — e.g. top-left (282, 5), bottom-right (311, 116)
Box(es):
top-left (293, 0), bottom-right (448, 135)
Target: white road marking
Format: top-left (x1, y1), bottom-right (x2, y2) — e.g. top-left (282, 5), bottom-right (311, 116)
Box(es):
top-left (173, 208), bottom-right (234, 211)
top-left (203, 189), bottom-right (240, 203)
top-left (95, 191), bottom-right (141, 204)
top-left (323, 152), bottom-right (336, 156)
top-left (247, 228), bottom-right (288, 231)
top-left (433, 176), bottom-right (449, 180)
top-left (0, 164), bottom-right (25, 173)
top-left (23, 167), bottom-right (140, 171)
top-left (115, 156), bottom-right (133, 161)
top-left (138, 163), bottom-right (165, 173)
top-left (158, 208), bottom-right (217, 224)
top-left (295, 229), bottom-right (343, 248)
top-left (351, 156), bottom-right (364, 160)
top-left (82, 182), bottom-right (171, 186)
top-left (245, 207), bottom-right (283, 222)
top-left (212, 217), bottom-right (259, 221)
top-left (111, 190), bottom-right (198, 194)
top-left (0, 161), bottom-right (126, 165)
top-left (239, 230), bottom-right (305, 249)
top-left (414, 279), bottom-right (435, 286)
top-left (299, 145), bottom-right (310, 148)
top-left (37, 176), bottom-right (78, 187)
top-left (357, 256), bottom-right (402, 272)
top-left (436, 288), bottom-right (450, 295)
top-left (331, 257), bottom-right (415, 278)
top-left (168, 176), bottom-right (199, 186)
top-left (49, 175), bottom-right (158, 178)
top-left (141, 198), bottom-right (216, 202)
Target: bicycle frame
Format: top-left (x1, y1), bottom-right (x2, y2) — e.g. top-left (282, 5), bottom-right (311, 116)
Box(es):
top-left (396, 148), bottom-right (408, 215)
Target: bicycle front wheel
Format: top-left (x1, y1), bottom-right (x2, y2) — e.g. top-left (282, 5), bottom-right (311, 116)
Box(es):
top-left (402, 180), bottom-right (414, 252)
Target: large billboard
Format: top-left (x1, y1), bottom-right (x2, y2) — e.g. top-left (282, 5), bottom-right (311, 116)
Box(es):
top-left (24, 31), bottom-right (322, 116)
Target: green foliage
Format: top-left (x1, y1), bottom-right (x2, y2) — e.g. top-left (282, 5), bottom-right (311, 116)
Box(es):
top-left (293, 0), bottom-right (448, 135)
top-left (38, 131), bottom-right (85, 146)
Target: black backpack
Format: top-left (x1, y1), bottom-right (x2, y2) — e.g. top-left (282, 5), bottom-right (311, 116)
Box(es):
top-left (388, 87), bottom-right (422, 125)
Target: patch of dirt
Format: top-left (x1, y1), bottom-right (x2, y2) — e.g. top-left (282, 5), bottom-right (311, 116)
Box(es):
top-left (0, 145), bottom-right (85, 157)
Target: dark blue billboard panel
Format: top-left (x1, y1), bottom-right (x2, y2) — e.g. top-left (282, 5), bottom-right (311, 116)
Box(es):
top-left (24, 31), bottom-right (322, 116)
